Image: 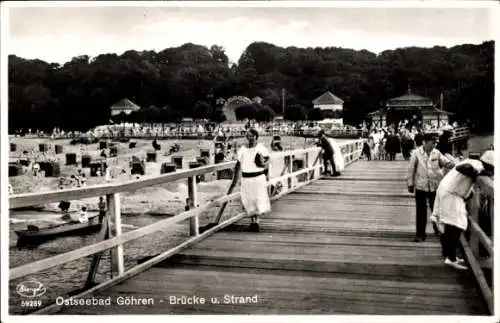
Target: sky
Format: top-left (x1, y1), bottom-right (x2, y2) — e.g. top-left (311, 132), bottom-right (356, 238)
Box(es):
top-left (5, 3), bottom-right (496, 65)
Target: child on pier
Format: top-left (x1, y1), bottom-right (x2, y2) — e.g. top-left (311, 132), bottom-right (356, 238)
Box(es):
top-left (227, 128), bottom-right (271, 232)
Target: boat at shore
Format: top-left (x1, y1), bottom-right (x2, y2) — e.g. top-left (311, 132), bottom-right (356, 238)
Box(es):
top-left (15, 213), bottom-right (102, 247)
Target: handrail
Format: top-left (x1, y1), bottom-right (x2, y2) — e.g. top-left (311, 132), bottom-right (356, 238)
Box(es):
top-left (15, 129), bottom-right (365, 140)
top-left (9, 161), bottom-right (235, 208)
top-left (9, 145), bottom-right (355, 208)
top-left (10, 191), bottom-right (240, 280)
top-left (461, 174), bottom-right (494, 314)
top-left (12, 161), bottom-right (340, 281)
top-left (450, 126), bottom-right (469, 141)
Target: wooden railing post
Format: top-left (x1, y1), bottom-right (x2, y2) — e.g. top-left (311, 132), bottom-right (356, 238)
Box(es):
top-left (489, 196), bottom-right (494, 243)
top-left (310, 150), bottom-right (319, 180)
top-left (478, 194), bottom-right (493, 258)
top-left (287, 154), bottom-right (293, 189)
top-left (468, 188), bottom-right (480, 258)
top-left (109, 193), bottom-right (124, 276)
top-left (304, 152), bottom-right (309, 182)
top-left (188, 176), bottom-right (199, 236)
top-left (105, 194), bottom-right (114, 278)
top-left (85, 205), bottom-right (111, 287)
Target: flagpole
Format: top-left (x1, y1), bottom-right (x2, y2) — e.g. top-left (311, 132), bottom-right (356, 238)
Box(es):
top-left (281, 88), bottom-right (286, 117)
top-left (440, 92), bottom-right (444, 127)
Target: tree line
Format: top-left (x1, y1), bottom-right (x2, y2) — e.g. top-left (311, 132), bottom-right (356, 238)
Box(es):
top-left (8, 40), bottom-right (494, 133)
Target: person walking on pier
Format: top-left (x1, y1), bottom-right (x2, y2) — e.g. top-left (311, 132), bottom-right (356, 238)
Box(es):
top-left (385, 129), bottom-right (401, 161)
top-left (407, 133), bottom-right (455, 242)
top-left (361, 141), bottom-right (371, 160)
top-left (414, 128), bottom-right (424, 147)
top-left (431, 150), bottom-right (494, 270)
top-left (400, 129), bottom-right (415, 160)
top-left (227, 128), bottom-right (271, 232)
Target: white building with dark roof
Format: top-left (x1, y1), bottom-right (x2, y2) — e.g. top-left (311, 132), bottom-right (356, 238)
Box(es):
top-left (312, 91), bottom-right (344, 123)
top-left (110, 98), bottom-right (141, 116)
top-left (312, 91), bottom-right (344, 112)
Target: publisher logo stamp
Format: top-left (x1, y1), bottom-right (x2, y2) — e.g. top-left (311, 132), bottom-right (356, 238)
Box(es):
top-left (16, 281), bottom-right (46, 298)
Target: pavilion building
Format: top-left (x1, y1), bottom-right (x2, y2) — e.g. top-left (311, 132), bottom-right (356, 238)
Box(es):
top-left (110, 98), bottom-right (141, 116)
top-left (366, 86), bottom-right (453, 129)
top-left (312, 91), bottom-right (344, 124)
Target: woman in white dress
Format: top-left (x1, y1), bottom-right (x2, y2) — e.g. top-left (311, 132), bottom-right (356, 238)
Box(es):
top-left (227, 128), bottom-right (271, 232)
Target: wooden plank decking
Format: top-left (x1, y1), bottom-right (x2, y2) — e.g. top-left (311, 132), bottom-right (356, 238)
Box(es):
top-left (56, 159), bottom-right (488, 315)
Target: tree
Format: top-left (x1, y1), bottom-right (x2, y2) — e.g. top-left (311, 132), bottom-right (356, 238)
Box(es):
top-left (210, 107), bottom-right (227, 123)
top-left (192, 101), bottom-right (212, 120)
top-left (235, 103), bottom-right (257, 120)
top-left (255, 104), bottom-right (276, 122)
top-left (234, 102), bottom-right (275, 121)
top-left (7, 40), bottom-right (494, 132)
top-left (284, 104), bottom-right (307, 121)
top-left (210, 45), bottom-right (229, 66)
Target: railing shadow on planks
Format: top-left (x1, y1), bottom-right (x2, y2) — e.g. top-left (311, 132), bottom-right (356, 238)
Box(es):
top-left (8, 139), bottom-right (365, 314)
top-left (461, 175), bottom-right (494, 314)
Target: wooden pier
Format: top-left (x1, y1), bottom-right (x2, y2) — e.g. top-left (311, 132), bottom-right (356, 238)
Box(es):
top-left (8, 136), bottom-right (493, 316)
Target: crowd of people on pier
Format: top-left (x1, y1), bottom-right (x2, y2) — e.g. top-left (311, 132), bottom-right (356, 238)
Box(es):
top-left (361, 120), bottom-right (463, 162)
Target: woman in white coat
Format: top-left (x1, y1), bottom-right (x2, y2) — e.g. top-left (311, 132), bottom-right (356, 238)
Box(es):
top-left (432, 150), bottom-right (494, 270)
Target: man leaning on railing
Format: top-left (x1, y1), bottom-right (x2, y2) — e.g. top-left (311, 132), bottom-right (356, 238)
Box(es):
top-left (316, 130), bottom-right (341, 177)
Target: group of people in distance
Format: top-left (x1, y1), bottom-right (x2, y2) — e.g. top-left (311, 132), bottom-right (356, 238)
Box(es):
top-left (362, 123), bottom-right (459, 162)
top-left (407, 132), bottom-right (494, 270)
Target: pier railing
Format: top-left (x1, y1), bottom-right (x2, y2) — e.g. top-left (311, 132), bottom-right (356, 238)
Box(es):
top-left (462, 175), bottom-right (494, 314)
top-left (15, 128), bottom-right (366, 141)
top-left (11, 126), bottom-right (468, 143)
top-left (450, 126), bottom-right (470, 141)
top-left (9, 139), bottom-right (365, 314)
